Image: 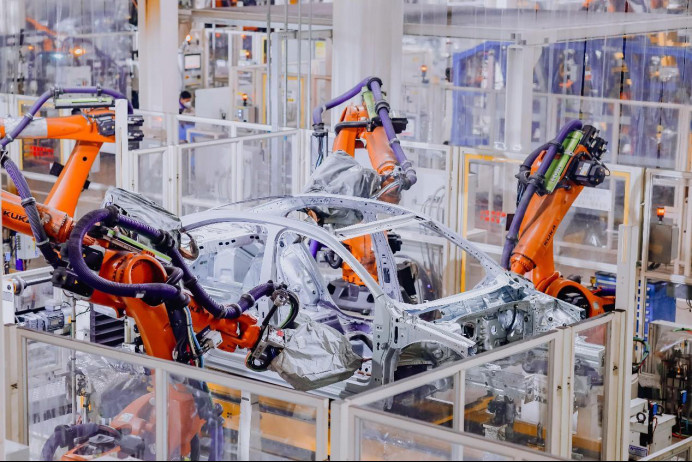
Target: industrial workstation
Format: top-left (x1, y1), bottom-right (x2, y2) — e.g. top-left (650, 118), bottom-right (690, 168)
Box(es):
top-left (0, 0), bottom-right (691, 460)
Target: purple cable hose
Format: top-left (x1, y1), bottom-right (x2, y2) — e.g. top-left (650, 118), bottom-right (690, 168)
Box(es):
top-left (167, 246), bottom-right (276, 318)
top-left (312, 77), bottom-right (372, 126)
top-left (368, 80), bottom-right (418, 187)
top-left (4, 156), bottom-right (62, 267)
top-left (41, 423), bottom-right (101, 461)
top-left (500, 119), bottom-right (583, 270)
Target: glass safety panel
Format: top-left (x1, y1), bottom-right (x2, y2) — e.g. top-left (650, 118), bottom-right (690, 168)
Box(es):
top-left (25, 340), bottom-right (155, 461)
top-left (358, 419), bottom-right (456, 461)
top-left (135, 150), bottom-right (165, 207)
top-left (364, 377), bottom-right (457, 429)
top-left (166, 375), bottom-right (319, 461)
top-left (464, 345), bottom-right (553, 453)
top-left (180, 141), bottom-right (238, 215)
top-left (571, 325), bottom-right (608, 460)
top-left (644, 172), bottom-right (692, 280)
top-left (238, 135), bottom-right (295, 201)
top-left (16, 99), bottom-right (62, 175)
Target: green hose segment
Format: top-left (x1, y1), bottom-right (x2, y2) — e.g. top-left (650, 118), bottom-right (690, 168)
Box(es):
top-left (362, 88), bottom-right (376, 119)
top-left (544, 130), bottom-right (583, 193)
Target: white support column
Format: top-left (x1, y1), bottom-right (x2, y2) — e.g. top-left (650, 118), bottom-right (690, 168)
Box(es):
top-left (270, 32), bottom-right (283, 130)
top-left (616, 224), bottom-right (640, 459)
top-left (138, 0), bottom-right (180, 114)
top-left (114, 99), bottom-right (129, 189)
top-left (504, 44), bottom-right (536, 152)
top-left (238, 391), bottom-right (261, 460)
top-left (332, 0), bottom-right (404, 123)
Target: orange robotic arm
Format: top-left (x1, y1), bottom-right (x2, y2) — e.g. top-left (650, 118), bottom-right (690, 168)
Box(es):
top-left (0, 91), bottom-right (276, 461)
top-left (0, 99), bottom-right (266, 361)
top-left (508, 125), bottom-right (613, 317)
top-left (1, 109), bottom-right (121, 237)
top-left (327, 102), bottom-right (410, 285)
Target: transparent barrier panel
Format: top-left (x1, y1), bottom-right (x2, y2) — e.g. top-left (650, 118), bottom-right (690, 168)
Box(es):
top-left (180, 134), bottom-right (296, 215)
top-left (449, 88), bottom-right (505, 149)
top-left (0, 92), bottom-right (11, 115)
top-left (179, 120), bottom-right (235, 143)
top-left (553, 171), bottom-right (629, 266)
top-left (15, 99), bottom-right (63, 175)
top-left (26, 340), bottom-right (155, 461)
top-left (358, 419), bottom-right (455, 461)
top-left (572, 325), bottom-right (608, 460)
top-left (166, 376), bottom-right (318, 461)
top-left (617, 104), bottom-right (680, 170)
top-left (180, 142), bottom-right (236, 214)
top-left (178, 119), bottom-right (271, 145)
top-left (236, 126), bottom-right (272, 137)
top-left (400, 82), bottom-right (448, 145)
top-left (398, 144), bottom-right (449, 223)
top-left (136, 113), bottom-right (168, 149)
top-left (364, 378), bottom-right (456, 429)
top-left (136, 150), bottom-right (165, 206)
top-left (645, 173), bottom-right (691, 279)
top-left (239, 135), bottom-right (294, 201)
top-left (531, 95), bottom-right (550, 150)
top-left (464, 344), bottom-right (552, 452)
top-left (463, 155), bottom-right (518, 247)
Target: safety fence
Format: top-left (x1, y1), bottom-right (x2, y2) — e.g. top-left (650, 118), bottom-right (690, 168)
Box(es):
top-left (640, 436), bottom-right (692, 461)
top-left (399, 83), bottom-right (692, 173)
top-left (125, 113), bottom-right (303, 215)
top-left (5, 325), bottom-right (329, 461)
top-left (2, 310), bottom-right (627, 460)
top-left (332, 310), bottom-right (628, 461)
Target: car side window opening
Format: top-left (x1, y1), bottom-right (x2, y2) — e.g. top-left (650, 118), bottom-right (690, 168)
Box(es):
top-left (274, 230), bottom-right (381, 318)
top-left (188, 223), bottom-right (267, 303)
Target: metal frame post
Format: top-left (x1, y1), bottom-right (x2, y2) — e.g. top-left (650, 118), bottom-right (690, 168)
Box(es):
top-left (114, 99), bottom-right (129, 189)
top-left (616, 225), bottom-right (640, 459)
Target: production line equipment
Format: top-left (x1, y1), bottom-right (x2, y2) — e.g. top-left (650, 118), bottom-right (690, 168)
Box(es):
top-left (502, 121), bottom-right (614, 317)
top-left (0, 79), bottom-right (611, 460)
top-left (0, 87), bottom-right (306, 460)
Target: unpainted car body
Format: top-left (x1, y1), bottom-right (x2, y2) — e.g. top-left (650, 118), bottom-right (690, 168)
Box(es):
top-left (180, 194), bottom-right (584, 394)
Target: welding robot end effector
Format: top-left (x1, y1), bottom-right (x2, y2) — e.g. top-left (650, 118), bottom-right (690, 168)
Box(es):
top-left (311, 76), bottom-right (417, 190)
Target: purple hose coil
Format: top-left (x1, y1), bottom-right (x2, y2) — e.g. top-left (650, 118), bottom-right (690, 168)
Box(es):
top-left (312, 77), bottom-right (372, 126)
top-left (68, 209), bottom-right (181, 301)
top-left (71, 207), bottom-right (278, 319)
top-left (500, 119), bottom-right (583, 269)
